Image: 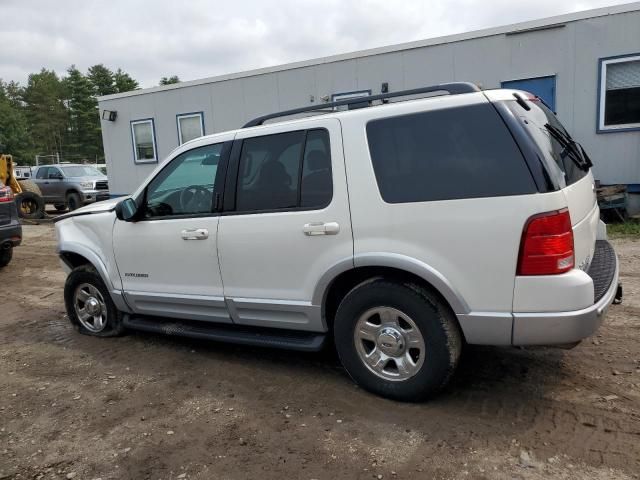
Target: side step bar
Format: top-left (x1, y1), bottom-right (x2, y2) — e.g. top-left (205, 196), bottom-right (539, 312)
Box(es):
top-left (122, 315), bottom-right (327, 352)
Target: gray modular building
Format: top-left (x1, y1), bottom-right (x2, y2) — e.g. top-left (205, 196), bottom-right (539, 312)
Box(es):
top-left (98, 2), bottom-right (640, 204)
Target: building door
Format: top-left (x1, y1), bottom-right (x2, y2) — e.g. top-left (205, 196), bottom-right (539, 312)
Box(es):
top-left (502, 75), bottom-right (556, 111)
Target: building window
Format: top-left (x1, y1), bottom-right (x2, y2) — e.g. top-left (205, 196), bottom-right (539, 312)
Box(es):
top-left (331, 90), bottom-right (371, 111)
top-left (131, 119), bottom-right (157, 163)
top-left (598, 54), bottom-right (640, 132)
top-left (177, 112), bottom-right (205, 145)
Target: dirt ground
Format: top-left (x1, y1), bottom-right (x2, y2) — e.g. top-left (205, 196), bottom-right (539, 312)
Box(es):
top-left (0, 223), bottom-right (639, 480)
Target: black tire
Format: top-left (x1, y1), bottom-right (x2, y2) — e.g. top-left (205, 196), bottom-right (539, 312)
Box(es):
top-left (334, 279), bottom-right (462, 401)
top-left (0, 246), bottom-right (12, 268)
top-left (54, 204), bottom-right (67, 212)
top-left (66, 192), bottom-right (82, 211)
top-left (64, 265), bottom-right (125, 337)
top-left (15, 191), bottom-right (45, 219)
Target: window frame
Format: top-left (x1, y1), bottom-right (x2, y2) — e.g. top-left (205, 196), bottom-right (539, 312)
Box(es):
top-left (35, 167), bottom-right (49, 179)
top-left (597, 53), bottom-right (640, 133)
top-left (222, 128), bottom-right (333, 215)
top-left (134, 140), bottom-right (232, 222)
top-left (130, 118), bottom-right (159, 164)
top-left (176, 112), bottom-right (205, 145)
top-left (48, 167), bottom-right (63, 179)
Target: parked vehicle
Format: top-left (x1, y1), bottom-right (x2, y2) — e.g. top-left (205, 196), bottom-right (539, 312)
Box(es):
top-left (32, 164), bottom-right (109, 211)
top-left (54, 83), bottom-right (622, 401)
top-left (13, 165), bottom-right (33, 179)
top-left (0, 180), bottom-right (22, 267)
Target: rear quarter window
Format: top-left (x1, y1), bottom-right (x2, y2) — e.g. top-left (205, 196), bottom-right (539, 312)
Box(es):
top-left (366, 103), bottom-right (537, 203)
top-left (504, 99), bottom-right (588, 187)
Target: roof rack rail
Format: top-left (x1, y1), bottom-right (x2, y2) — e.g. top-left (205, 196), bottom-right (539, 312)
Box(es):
top-left (242, 82), bottom-right (480, 128)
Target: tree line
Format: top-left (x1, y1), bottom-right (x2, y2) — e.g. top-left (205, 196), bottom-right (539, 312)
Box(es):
top-left (0, 66), bottom-right (180, 166)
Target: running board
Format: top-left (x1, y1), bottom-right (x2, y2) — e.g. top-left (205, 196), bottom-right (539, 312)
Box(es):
top-left (122, 315), bottom-right (327, 352)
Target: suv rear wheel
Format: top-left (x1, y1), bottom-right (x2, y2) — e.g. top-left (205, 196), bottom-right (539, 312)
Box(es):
top-left (334, 279), bottom-right (462, 401)
top-left (0, 246), bottom-right (13, 267)
top-left (64, 265), bottom-right (125, 337)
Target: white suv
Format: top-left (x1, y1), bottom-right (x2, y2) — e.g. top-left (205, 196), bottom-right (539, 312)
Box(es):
top-left (55, 83), bottom-right (621, 401)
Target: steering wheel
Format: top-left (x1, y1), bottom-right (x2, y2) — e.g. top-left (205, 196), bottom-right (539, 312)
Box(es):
top-left (179, 185), bottom-right (211, 213)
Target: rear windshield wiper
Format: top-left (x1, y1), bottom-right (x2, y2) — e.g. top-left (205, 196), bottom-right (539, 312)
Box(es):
top-left (544, 123), bottom-right (593, 171)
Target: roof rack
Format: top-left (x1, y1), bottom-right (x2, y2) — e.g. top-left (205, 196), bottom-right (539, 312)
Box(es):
top-left (242, 82), bottom-right (480, 128)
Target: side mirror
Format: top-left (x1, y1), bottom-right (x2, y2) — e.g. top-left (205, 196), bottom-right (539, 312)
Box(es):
top-left (115, 197), bottom-right (139, 222)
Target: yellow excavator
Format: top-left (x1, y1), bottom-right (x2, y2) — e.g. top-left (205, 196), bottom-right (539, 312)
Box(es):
top-left (0, 146), bottom-right (45, 219)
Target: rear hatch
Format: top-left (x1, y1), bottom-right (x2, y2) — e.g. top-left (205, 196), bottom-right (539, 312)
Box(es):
top-left (498, 93), bottom-right (598, 273)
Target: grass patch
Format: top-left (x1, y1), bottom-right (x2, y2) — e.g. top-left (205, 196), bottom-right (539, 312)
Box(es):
top-left (607, 220), bottom-right (640, 238)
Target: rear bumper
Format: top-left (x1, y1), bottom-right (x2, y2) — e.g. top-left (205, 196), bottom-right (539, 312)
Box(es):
top-left (0, 222), bottom-right (22, 247)
top-left (511, 240), bottom-right (619, 345)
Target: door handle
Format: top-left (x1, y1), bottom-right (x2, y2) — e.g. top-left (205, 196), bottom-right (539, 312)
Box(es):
top-left (181, 228), bottom-right (209, 240)
top-left (303, 222), bottom-right (340, 236)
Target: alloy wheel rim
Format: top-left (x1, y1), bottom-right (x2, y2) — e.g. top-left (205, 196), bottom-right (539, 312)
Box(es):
top-left (74, 283), bottom-right (108, 332)
top-left (354, 306), bottom-right (425, 381)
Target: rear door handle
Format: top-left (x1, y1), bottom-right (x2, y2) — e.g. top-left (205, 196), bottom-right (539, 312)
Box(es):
top-left (181, 228), bottom-right (209, 240)
top-left (303, 222), bottom-right (340, 236)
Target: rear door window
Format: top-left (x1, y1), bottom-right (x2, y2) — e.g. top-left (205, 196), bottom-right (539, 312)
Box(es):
top-left (366, 103), bottom-right (537, 203)
top-left (235, 129), bottom-right (332, 212)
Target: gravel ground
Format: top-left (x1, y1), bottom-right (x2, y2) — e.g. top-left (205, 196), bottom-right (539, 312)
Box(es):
top-left (0, 223), bottom-right (639, 480)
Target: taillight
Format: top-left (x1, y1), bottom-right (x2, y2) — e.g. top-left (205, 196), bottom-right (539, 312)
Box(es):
top-left (517, 208), bottom-right (574, 275)
top-left (0, 186), bottom-right (14, 203)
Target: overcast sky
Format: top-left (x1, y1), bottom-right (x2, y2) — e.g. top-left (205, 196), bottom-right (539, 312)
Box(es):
top-left (1, 0), bottom-right (634, 88)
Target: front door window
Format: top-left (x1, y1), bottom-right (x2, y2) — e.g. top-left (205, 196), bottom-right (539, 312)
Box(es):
top-left (144, 143), bottom-right (222, 218)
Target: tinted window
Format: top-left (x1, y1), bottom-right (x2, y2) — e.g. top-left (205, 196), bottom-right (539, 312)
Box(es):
top-left (235, 129), bottom-right (333, 212)
top-left (505, 100), bottom-right (588, 187)
top-left (144, 143), bottom-right (222, 218)
top-left (366, 103), bottom-right (536, 203)
top-left (301, 129), bottom-right (332, 208)
top-left (35, 167), bottom-right (49, 179)
top-left (48, 167), bottom-right (63, 179)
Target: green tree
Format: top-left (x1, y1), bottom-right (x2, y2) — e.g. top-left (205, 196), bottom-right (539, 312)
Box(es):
top-left (87, 64), bottom-right (116, 96)
top-left (114, 68), bottom-right (139, 92)
top-left (64, 66), bottom-right (100, 161)
top-left (22, 69), bottom-right (68, 159)
top-left (160, 75), bottom-right (180, 85)
top-left (0, 80), bottom-right (35, 163)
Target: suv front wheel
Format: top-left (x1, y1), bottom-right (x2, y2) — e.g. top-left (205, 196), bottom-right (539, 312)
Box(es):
top-left (334, 279), bottom-right (462, 401)
top-left (64, 265), bottom-right (125, 337)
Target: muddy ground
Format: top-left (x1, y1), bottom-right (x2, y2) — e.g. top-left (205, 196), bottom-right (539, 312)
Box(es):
top-left (0, 223), bottom-right (639, 480)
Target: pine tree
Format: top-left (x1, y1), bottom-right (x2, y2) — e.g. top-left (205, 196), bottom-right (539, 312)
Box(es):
top-left (159, 75), bottom-right (180, 85)
top-left (0, 80), bottom-right (35, 164)
top-left (87, 64), bottom-right (116, 96)
top-left (22, 69), bottom-right (68, 158)
top-left (114, 69), bottom-right (139, 93)
top-left (64, 66), bottom-right (99, 161)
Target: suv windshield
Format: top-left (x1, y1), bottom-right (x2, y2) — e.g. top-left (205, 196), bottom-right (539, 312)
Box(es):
top-left (505, 99), bottom-right (589, 188)
top-left (60, 166), bottom-right (103, 177)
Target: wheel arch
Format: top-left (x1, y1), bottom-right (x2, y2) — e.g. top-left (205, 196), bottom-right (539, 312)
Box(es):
top-left (59, 245), bottom-right (112, 290)
top-left (315, 254), bottom-right (469, 332)
top-left (59, 245), bottom-right (132, 314)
